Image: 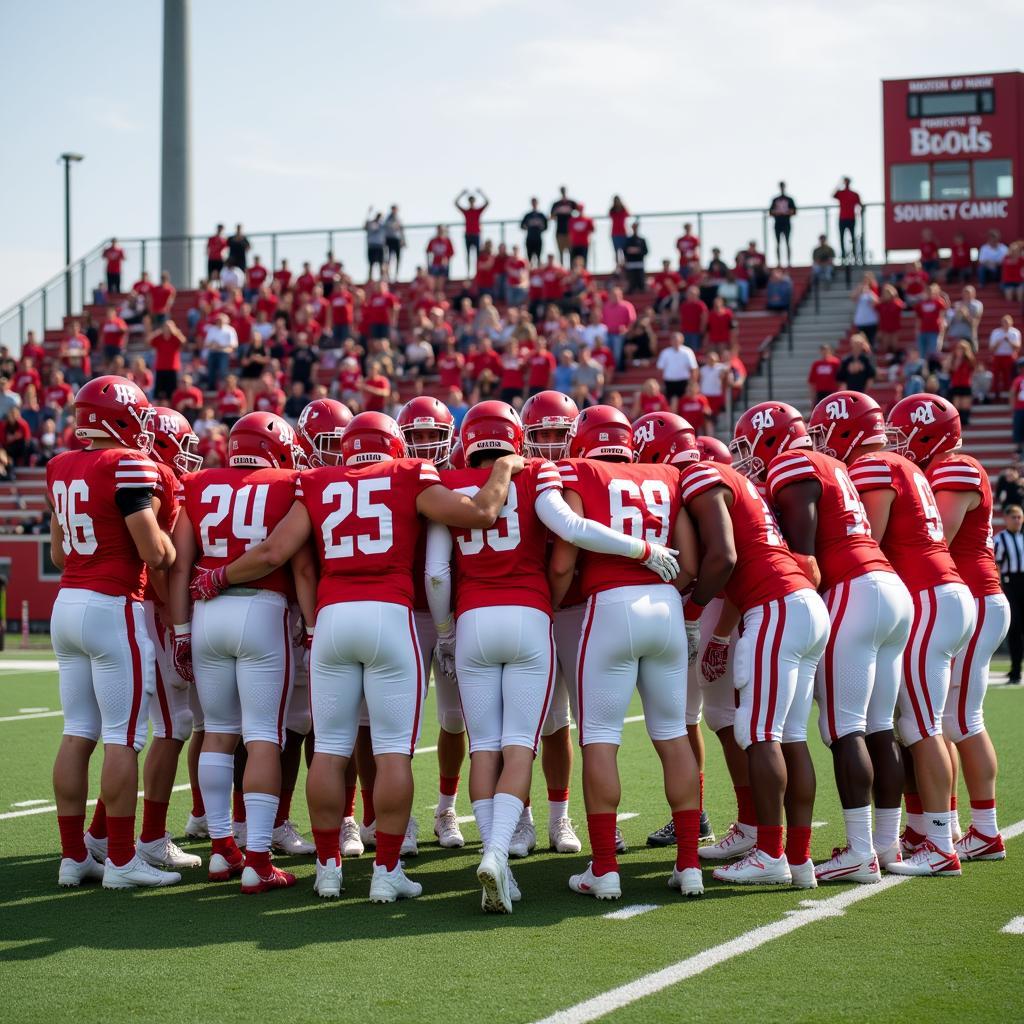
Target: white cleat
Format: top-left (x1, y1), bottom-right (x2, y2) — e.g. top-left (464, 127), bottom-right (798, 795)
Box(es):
top-left (477, 849), bottom-right (513, 914)
top-left (359, 819), bottom-right (377, 850)
top-left (314, 858), bottom-right (343, 898)
top-left (614, 826), bottom-right (628, 854)
top-left (272, 820), bottom-right (315, 856)
top-left (368, 862), bottom-right (422, 903)
top-left (814, 846), bottom-right (881, 884)
top-left (699, 822), bottom-right (756, 862)
top-left (899, 828), bottom-right (925, 859)
top-left (84, 831), bottom-right (108, 864)
top-left (233, 821), bottom-right (247, 849)
top-left (955, 825), bottom-right (1006, 861)
top-left (568, 862), bottom-right (622, 900)
top-left (102, 855), bottom-right (181, 889)
top-left (875, 842), bottom-right (903, 870)
top-left (508, 866), bottom-right (522, 903)
top-left (137, 833), bottom-right (202, 870)
top-left (401, 815), bottom-right (419, 857)
top-left (341, 817), bottom-right (365, 858)
top-left (184, 814), bottom-right (209, 839)
top-left (788, 858), bottom-right (817, 889)
top-left (549, 817), bottom-right (582, 854)
top-left (58, 855), bottom-right (104, 888)
top-left (434, 809), bottom-right (466, 849)
top-left (668, 866), bottom-right (704, 896)
top-left (712, 848), bottom-right (792, 885)
top-left (208, 849), bottom-right (245, 882)
top-left (509, 819), bottom-right (536, 859)
top-left (886, 840), bottom-right (961, 877)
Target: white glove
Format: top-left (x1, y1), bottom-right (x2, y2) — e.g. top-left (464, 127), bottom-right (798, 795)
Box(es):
top-left (641, 542), bottom-right (680, 583)
top-left (684, 619), bottom-right (701, 666)
top-left (435, 631), bottom-right (457, 679)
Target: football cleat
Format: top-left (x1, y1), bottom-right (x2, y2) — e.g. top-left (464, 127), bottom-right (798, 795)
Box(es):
top-left (208, 848), bottom-right (245, 882)
top-left (102, 856), bottom-right (181, 889)
top-left (368, 863), bottom-right (422, 903)
top-left (233, 820), bottom-right (247, 848)
top-left (359, 819), bottom-right (377, 850)
top-left (788, 858), bottom-right (817, 890)
top-left (240, 863), bottom-right (296, 894)
top-left (814, 847), bottom-right (881, 884)
top-left (477, 849), bottom-right (513, 914)
top-left (668, 866), bottom-right (704, 897)
top-left (84, 831), bottom-right (108, 863)
top-left (549, 817), bottom-right (582, 854)
top-left (699, 822), bottom-right (757, 862)
top-left (508, 867), bottom-right (522, 903)
top-left (434, 809), bottom-right (466, 849)
top-left (712, 848), bottom-right (792, 885)
top-left (899, 827), bottom-right (925, 859)
top-left (58, 855), bottom-right (105, 888)
top-left (184, 813), bottom-right (209, 839)
top-left (314, 858), bottom-right (343, 898)
top-left (886, 840), bottom-right (961, 876)
top-left (272, 820), bottom-right (315, 856)
top-left (341, 817), bottom-right (365, 857)
top-left (615, 826), bottom-right (628, 854)
top-left (647, 818), bottom-right (676, 847)
top-left (137, 833), bottom-right (202, 870)
top-left (699, 810), bottom-right (716, 846)
top-left (955, 826), bottom-right (1006, 861)
top-left (569, 863), bottom-right (622, 900)
top-left (509, 818), bottom-right (537, 859)
top-left (401, 816), bottom-right (419, 857)
top-left (875, 843), bottom-right (903, 869)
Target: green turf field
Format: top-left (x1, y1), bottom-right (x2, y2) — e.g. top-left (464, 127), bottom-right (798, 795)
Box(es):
top-left (1, 655), bottom-right (1022, 1024)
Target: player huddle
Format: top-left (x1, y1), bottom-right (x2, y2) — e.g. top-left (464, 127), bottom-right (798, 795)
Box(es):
top-left (45, 373), bottom-right (1008, 911)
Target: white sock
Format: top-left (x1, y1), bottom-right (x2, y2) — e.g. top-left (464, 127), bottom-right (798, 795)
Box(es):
top-left (842, 805), bottom-right (873, 858)
top-left (437, 792), bottom-right (456, 815)
top-left (971, 802), bottom-right (998, 837)
top-left (198, 752), bottom-right (235, 840)
top-left (548, 799), bottom-right (569, 828)
top-left (924, 809), bottom-right (952, 854)
top-left (873, 806), bottom-right (901, 852)
top-left (518, 803), bottom-right (534, 827)
top-left (907, 810), bottom-right (926, 835)
top-left (243, 792), bottom-right (279, 854)
top-left (471, 798), bottom-right (493, 848)
top-left (490, 793), bottom-right (525, 859)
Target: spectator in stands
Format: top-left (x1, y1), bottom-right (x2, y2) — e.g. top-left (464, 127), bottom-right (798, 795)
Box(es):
top-left (455, 189), bottom-right (489, 275)
top-left (20, 385), bottom-right (43, 436)
top-left (738, 240), bottom-right (767, 291)
top-left (365, 209), bottom-right (388, 280)
top-left (707, 296), bottom-right (736, 349)
top-left (850, 273), bottom-right (879, 344)
top-left (20, 333), bottom-right (44, 366)
top-left (37, 418), bottom-right (58, 465)
top-left (383, 205), bottom-right (405, 279)
top-left (427, 225), bottom-right (455, 281)
top-left (602, 287), bottom-right (637, 369)
top-left (678, 377), bottom-right (713, 431)
top-left (13, 357), bottom-right (41, 398)
top-left (365, 361), bottom-right (395, 412)
top-left (609, 196), bottom-right (630, 264)
top-left (132, 271), bottom-right (154, 311)
top-left (505, 246), bottom-right (529, 307)
top-left (706, 248), bottom-right (729, 281)
top-left (253, 370), bottom-right (286, 415)
top-left (245, 256), bottom-right (269, 301)
top-left (1, 405), bottom-right (32, 466)
top-left (149, 319), bottom-right (186, 400)
top-left (550, 187), bottom-right (579, 266)
top-left (947, 233), bottom-right (973, 283)
top-left (915, 283), bottom-right (948, 359)
top-left (945, 286), bottom-right (983, 348)
top-left (996, 463), bottom-right (1024, 510)
top-left (448, 388), bottom-right (469, 428)
top-left (902, 260), bottom-right (929, 307)
top-left (520, 198), bottom-right (548, 266)
top-left (404, 330), bottom-right (435, 379)
top-left (1002, 240), bottom-right (1024, 302)
top-left (100, 306), bottom-right (129, 366)
top-left (215, 374), bottom-right (246, 428)
top-left (978, 229), bottom-right (1009, 286)
top-left (203, 311), bottom-right (239, 389)
top-left (836, 332), bottom-right (876, 394)
top-left (765, 268), bottom-right (794, 313)
top-left (989, 314), bottom-right (1021, 398)
top-left (678, 286), bottom-right (708, 351)
top-left (656, 331), bottom-right (699, 409)
top-left (768, 182), bottom-right (797, 266)
top-left (365, 280), bottom-right (400, 341)
top-left (43, 369), bottom-right (73, 418)
top-left (172, 372), bottom-right (204, 424)
top-left (148, 270), bottom-right (176, 326)
top-left (632, 378), bottom-right (670, 418)
top-left (623, 309), bottom-right (656, 364)
top-left (319, 251), bottom-right (345, 297)
top-left (718, 270), bottom-right (745, 311)
top-left (226, 225), bottom-right (250, 270)
top-left (553, 349), bottom-right (577, 395)
top-left (812, 235), bottom-right (835, 286)
top-left (474, 242), bottom-right (498, 299)
top-left (919, 229), bottom-right (940, 277)
top-left (207, 224), bottom-right (227, 280)
top-left (699, 350), bottom-right (729, 428)
top-left (1011, 369), bottom-right (1024, 455)
top-left (675, 223), bottom-right (700, 271)
top-left (527, 337), bottom-right (557, 396)
top-left (102, 238), bottom-right (126, 293)
top-left (946, 339), bottom-right (977, 425)
top-left (498, 340), bottom-right (526, 404)
top-left (130, 356), bottom-right (154, 396)
top-left (807, 343), bottom-right (841, 404)
top-left (622, 222), bottom-right (648, 294)
top-left (875, 284), bottom-right (906, 356)
top-left (567, 206), bottom-right (595, 268)
top-left (832, 177), bottom-right (861, 261)
top-left (591, 335), bottom-right (616, 385)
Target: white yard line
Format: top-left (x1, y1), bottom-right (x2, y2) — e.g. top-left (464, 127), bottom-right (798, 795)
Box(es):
top-left (1, 783), bottom-right (192, 822)
top-left (603, 904), bottom-right (659, 921)
top-left (531, 817), bottom-right (1024, 1024)
top-left (0, 660), bottom-right (59, 672)
top-left (0, 710), bottom-right (63, 723)
top-left (1001, 916), bottom-right (1024, 935)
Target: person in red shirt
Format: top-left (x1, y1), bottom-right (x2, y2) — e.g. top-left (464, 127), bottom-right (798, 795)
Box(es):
top-left (294, 262), bottom-right (316, 297)
top-left (526, 337), bottom-right (556, 396)
top-left (455, 188), bottom-right (489, 276)
top-left (474, 242), bottom-right (498, 298)
top-left (129, 357), bottom-right (154, 395)
top-left (336, 356), bottom-right (363, 403)
top-left (364, 281), bottom-right (399, 340)
top-left (102, 239), bottom-right (126, 293)
top-left (171, 373), bottom-right (204, 422)
top-left (676, 223), bottom-right (700, 270)
top-left (427, 226), bottom-right (455, 280)
top-left (13, 357), bottom-right (41, 397)
top-left (677, 379), bottom-right (712, 431)
top-left (464, 339), bottom-right (503, 394)
top-left (60, 322), bottom-right (91, 385)
top-left (915, 283), bottom-right (948, 358)
top-left (148, 270), bottom-right (176, 324)
top-left (567, 206), bottom-right (595, 267)
top-left (436, 340), bottom-right (465, 391)
top-left (706, 296), bottom-right (735, 347)
top-left (807, 343), bottom-right (841, 403)
top-left (631, 378), bottom-right (670, 419)
top-left (498, 340), bottom-right (526, 404)
top-left (1, 406), bottom-right (33, 464)
top-left (131, 271), bottom-right (154, 311)
top-left (679, 286), bottom-right (709, 351)
top-left (319, 252), bottom-right (345, 296)
top-left (539, 254), bottom-right (565, 305)
top-left (361, 362), bottom-right (391, 412)
top-left (875, 283), bottom-right (907, 355)
top-left (148, 320), bottom-right (186, 400)
top-left (273, 260), bottom-right (292, 292)
top-left (207, 224), bottom-right (227, 280)
top-left (328, 285), bottom-right (354, 343)
top-left (608, 196), bottom-right (630, 263)
top-left (100, 307), bottom-right (129, 364)
top-left (253, 371), bottom-right (286, 415)
top-left (901, 260), bottom-right (929, 307)
top-left (254, 283), bottom-right (279, 322)
top-left (216, 374), bottom-right (247, 426)
top-left (246, 256), bottom-right (269, 299)
top-left (43, 369), bottom-right (74, 413)
top-left (919, 229), bottom-right (940, 276)
top-left (832, 176), bottom-right (862, 261)
top-left (948, 233), bottom-right (973, 284)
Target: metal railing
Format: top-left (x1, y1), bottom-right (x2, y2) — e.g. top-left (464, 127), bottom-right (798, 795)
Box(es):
top-left (0, 201), bottom-right (887, 353)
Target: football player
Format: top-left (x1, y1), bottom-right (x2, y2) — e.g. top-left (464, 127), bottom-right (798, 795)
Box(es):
top-left (736, 401), bottom-right (913, 884)
top-left (169, 411), bottom-right (307, 894)
top-left (48, 376), bottom-right (180, 889)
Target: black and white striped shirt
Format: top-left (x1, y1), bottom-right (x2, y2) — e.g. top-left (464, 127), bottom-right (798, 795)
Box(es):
top-left (993, 529), bottom-right (1024, 577)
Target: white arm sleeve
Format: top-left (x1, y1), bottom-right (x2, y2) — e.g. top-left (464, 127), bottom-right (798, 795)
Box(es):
top-left (424, 521), bottom-right (455, 634)
top-left (535, 488), bottom-right (646, 559)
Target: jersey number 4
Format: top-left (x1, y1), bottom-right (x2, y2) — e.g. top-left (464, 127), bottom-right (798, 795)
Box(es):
top-left (199, 483), bottom-right (269, 556)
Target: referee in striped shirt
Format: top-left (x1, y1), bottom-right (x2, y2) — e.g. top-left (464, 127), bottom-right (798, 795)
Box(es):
top-left (993, 504), bottom-right (1024, 684)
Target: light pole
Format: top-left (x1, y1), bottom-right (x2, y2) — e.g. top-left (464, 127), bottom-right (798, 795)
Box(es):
top-left (60, 152), bottom-right (84, 316)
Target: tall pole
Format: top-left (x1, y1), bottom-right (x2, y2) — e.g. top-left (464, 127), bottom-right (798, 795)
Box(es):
top-left (161, 0), bottom-right (192, 287)
top-left (60, 153), bottom-right (83, 317)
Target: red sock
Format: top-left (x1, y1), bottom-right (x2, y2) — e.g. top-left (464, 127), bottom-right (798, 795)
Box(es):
top-left (244, 848), bottom-right (272, 875)
top-left (735, 785), bottom-right (757, 826)
top-left (439, 775), bottom-right (460, 797)
top-left (275, 788), bottom-right (294, 829)
top-left (313, 827), bottom-right (341, 864)
top-left (547, 787), bottom-right (569, 804)
top-left (88, 799), bottom-right (108, 839)
top-left (757, 824), bottom-right (784, 860)
top-left (673, 809), bottom-right (700, 870)
top-left (971, 798), bottom-right (996, 809)
top-left (949, 794), bottom-right (958, 812)
top-left (698, 772), bottom-right (704, 813)
top-left (107, 816), bottom-right (136, 867)
top-left (232, 791), bottom-right (246, 822)
top-left (344, 786), bottom-right (357, 818)
top-left (190, 781), bottom-right (205, 818)
top-left (785, 824), bottom-right (812, 865)
top-left (57, 814), bottom-right (87, 861)
top-left (905, 792), bottom-right (923, 815)
top-left (139, 799), bottom-right (169, 844)
top-left (587, 813), bottom-right (619, 876)
top-left (375, 830), bottom-right (403, 871)
top-left (212, 835), bottom-right (241, 860)
top-left (361, 788), bottom-right (375, 827)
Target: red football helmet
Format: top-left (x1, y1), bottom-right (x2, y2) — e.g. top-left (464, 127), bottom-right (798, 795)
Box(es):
top-left (296, 398), bottom-right (353, 468)
top-left (341, 411), bottom-right (406, 465)
top-left (568, 405), bottom-right (633, 461)
top-left (397, 396), bottom-right (455, 465)
top-left (696, 435), bottom-right (731, 464)
top-left (808, 390), bottom-right (887, 463)
top-left (521, 390), bottom-right (579, 460)
top-left (150, 407), bottom-right (202, 476)
top-left (74, 375), bottom-right (155, 453)
top-left (886, 394), bottom-right (962, 467)
top-left (449, 439), bottom-right (466, 469)
top-left (460, 400), bottom-right (524, 464)
top-left (228, 412), bottom-right (302, 469)
top-left (632, 412), bottom-right (699, 466)
top-left (730, 401), bottom-right (810, 480)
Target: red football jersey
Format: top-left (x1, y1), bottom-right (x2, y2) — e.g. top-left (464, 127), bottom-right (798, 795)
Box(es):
top-left (440, 460), bottom-right (560, 617)
top-left (926, 453), bottom-right (1001, 598)
top-left (143, 461), bottom-right (182, 603)
top-left (848, 450), bottom-right (962, 592)
top-left (678, 460), bottom-right (808, 613)
top-left (298, 459), bottom-right (441, 612)
top-left (183, 467), bottom-right (299, 598)
top-left (46, 447), bottom-right (163, 601)
top-left (557, 459), bottom-right (681, 599)
top-left (765, 448), bottom-right (892, 592)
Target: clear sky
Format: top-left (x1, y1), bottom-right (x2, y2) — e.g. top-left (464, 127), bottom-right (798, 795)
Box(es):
top-left (1, 0), bottom-right (1020, 308)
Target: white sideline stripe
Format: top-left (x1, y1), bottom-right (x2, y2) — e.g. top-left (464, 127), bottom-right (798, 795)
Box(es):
top-left (12, 799), bottom-right (50, 807)
top-left (1002, 916), bottom-right (1024, 935)
top-left (0, 659), bottom-right (59, 671)
top-left (0, 711), bottom-right (63, 723)
top-left (532, 817), bottom-right (1024, 1024)
top-left (603, 904), bottom-right (659, 921)
top-left (0, 783), bottom-right (191, 822)
top-left (616, 813), bottom-right (639, 822)
top-left (19, 707), bottom-right (50, 713)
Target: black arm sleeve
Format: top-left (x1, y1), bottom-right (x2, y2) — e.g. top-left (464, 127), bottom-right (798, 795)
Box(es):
top-left (115, 486), bottom-right (155, 517)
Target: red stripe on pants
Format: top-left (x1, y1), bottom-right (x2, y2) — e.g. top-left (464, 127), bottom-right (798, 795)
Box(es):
top-left (824, 582), bottom-right (851, 743)
top-left (749, 602), bottom-right (773, 743)
top-left (902, 590), bottom-right (930, 739)
top-left (917, 589), bottom-right (938, 724)
top-left (123, 601), bottom-right (144, 747)
top-left (957, 597), bottom-right (984, 737)
top-left (762, 599), bottom-right (787, 742)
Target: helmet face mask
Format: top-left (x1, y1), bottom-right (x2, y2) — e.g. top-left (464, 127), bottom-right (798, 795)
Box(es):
top-left (731, 402), bottom-right (809, 481)
top-left (313, 430), bottom-right (346, 467)
top-left (151, 407), bottom-right (202, 475)
top-left (524, 422), bottom-right (572, 460)
top-left (728, 433), bottom-right (761, 478)
top-left (398, 397), bottom-right (455, 465)
top-left (521, 390), bottom-right (579, 460)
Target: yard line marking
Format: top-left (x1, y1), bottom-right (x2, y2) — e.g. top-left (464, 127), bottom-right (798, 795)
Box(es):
top-left (603, 904), bottom-right (659, 921)
top-left (811, 821), bottom-right (829, 828)
top-left (18, 707), bottom-right (49, 713)
top-left (0, 783), bottom-right (191, 822)
top-left (531, 816), bottom-right (1024, 1024)
top-left (12, 799), bottom-right (50, 808)
top-left (616, 813), bottom-right (639, 822)
top-left (0, 659), bottom-right (59, 671)
top-left (1002, 916), bottom-right (1024, 935)
top-left (455, 815), bottom-right (476, 825)
top-left (0, 710), bottom-right (63, 723)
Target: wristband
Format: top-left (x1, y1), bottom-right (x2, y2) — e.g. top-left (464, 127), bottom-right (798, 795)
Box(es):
top-left (638, 540), bottom-right (652, 561)
top-left (173, 623), bottom-right (191, 637)
top-left (683, 598), bottom-right (705, 622)
top-left (305, 625), bottom-right (314, 638)
top-left (710, 634), bottom-right (731, 645)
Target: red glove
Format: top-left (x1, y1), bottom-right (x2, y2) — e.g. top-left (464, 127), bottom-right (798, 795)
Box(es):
top-left (190, 565), bottom-right (229, 602)
top-left (701, 635), bottom-right (731, 684)
top-left (172, 626), bottom-right (195, 684)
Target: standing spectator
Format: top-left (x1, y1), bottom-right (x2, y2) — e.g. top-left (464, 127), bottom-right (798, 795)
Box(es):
top-left (328, 284), bottom-right (354, 344)
top-left (290, 335), bottom-right (319, 394)
top-left (768, 181), bottom-right (797, 266)
top-left (526, 337), bottom-right (556, 396)
top-left (609, 196), bottom-right (630, 264)
top-left (947, 232), bottom-right (973, 283)
top-left (100, 306), bottom-right (129, 365)
top-left (677, 378), bottom-right (713, 430)
top-left (567, 205), bottom-right (595, 267)
top-left (875, 284), bottom-right (906, 355)
top-left (550, 187), bottom-right (579, 266)
top-left (426, 225), bottom-right (455, 280)
top-left (337, 356), bottom-right (363, 405)
top-left (915, 283), bottom-right (948, 359)
top-left (436, 339), bottom-right (465, 392)
top-left (455, 188), bottom-right (489, 275)
top-left (203, 311), bottom-right (239, 389)
top-left (699, 349), bottom-right (729, 426)
top-left (1002, 240), bottom-right (1024, 302)
top-left (989, 314), bottom-right (1022, 398)
top-left (706, 296), bottom-right (736, 348)
top-left (675, 222), bottom-right (700, 270)
top-left (294, 262), bottom-right (317, 296)
top-left (216, 373), bottom-right (246, 428)
top-left (253, 370), bottom-right (286, 415)
top-left (1010, 367), bottom-right (1024, 455)
top-left (226, 224), bottom-right (250, 269)
top-left (20, 332), bottom-right (45, 366)
top-left (364, 209), bottom-right (387, 280)
top-left (365, 281), bottom-right (400, 340)
top-left (60, 322), bottom-right (91, 386)
top-left (572, 346), bottom-right (605, 404)
top-left (835, 332), bottom-right (876, 394)
top-left (284, 382), bottom-right (310, 423)
top-left (149, 319), bottom-right (185, 400)
top-left (656, 331), bottom-right (699, 408)
top-left (621, 222), bottom-right (648, 294)
top-left (319, 251), bottom-right (344, 296)
top-left (978, 229), bottom-right (1009, 286)
top-left (902, 260), bottom-right (930, 306)
top-left (206, 224), bottom-right (227, 280)
top-left (946, 340), bottom-right (977, 424)
top-left (520, 198), bottom-right (549, 266)
top-left (383, 205), bottom-right (405, 279)
top-left (945, 286), bottom-right (983, 348)
top-left (807, 343), bottom-right (841, 404)
top-left (20, 385), bottom-right (43, 437)
top-left (13, 357), bottom-right (41, 398)
top-left (362, 361), bottom-right (392, 413)
top-left (504, 245), bottom-right (529, 307)
top-left (246, 255), bottom-right (269, 299)
top-left (601, 287), bottom-right (637, 369)
top-left (273, 259), bottom-right (292, 291)
top-left (474, 241), bottom-right (497, 299)
top-left (765, 266), bottom-right (794, 312)
top-left (993, 504), bottom-right (1024, 684)
top-left (149, 270), bottom-right (176, 325)
top-left (919, 228), bottom-right (940, 277)
top-left (678, 286), bottom-right (708, 351)
top-left (171, 372), bottom-right (204, 423)
top-left (832, 176), bottom-right (861, 261)
top-left (632, 378), bottom-right (670, 418)
top-left (850, 273), bottom-right (879, 343)
top-left (102, 238), bottom-right (126, 293)
top-left (812, 234), bottom-right (836, 286)
top-left (996, 464), bottom-right (1024, 511)
top-left (553, 349), bottom-right (577, 395)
